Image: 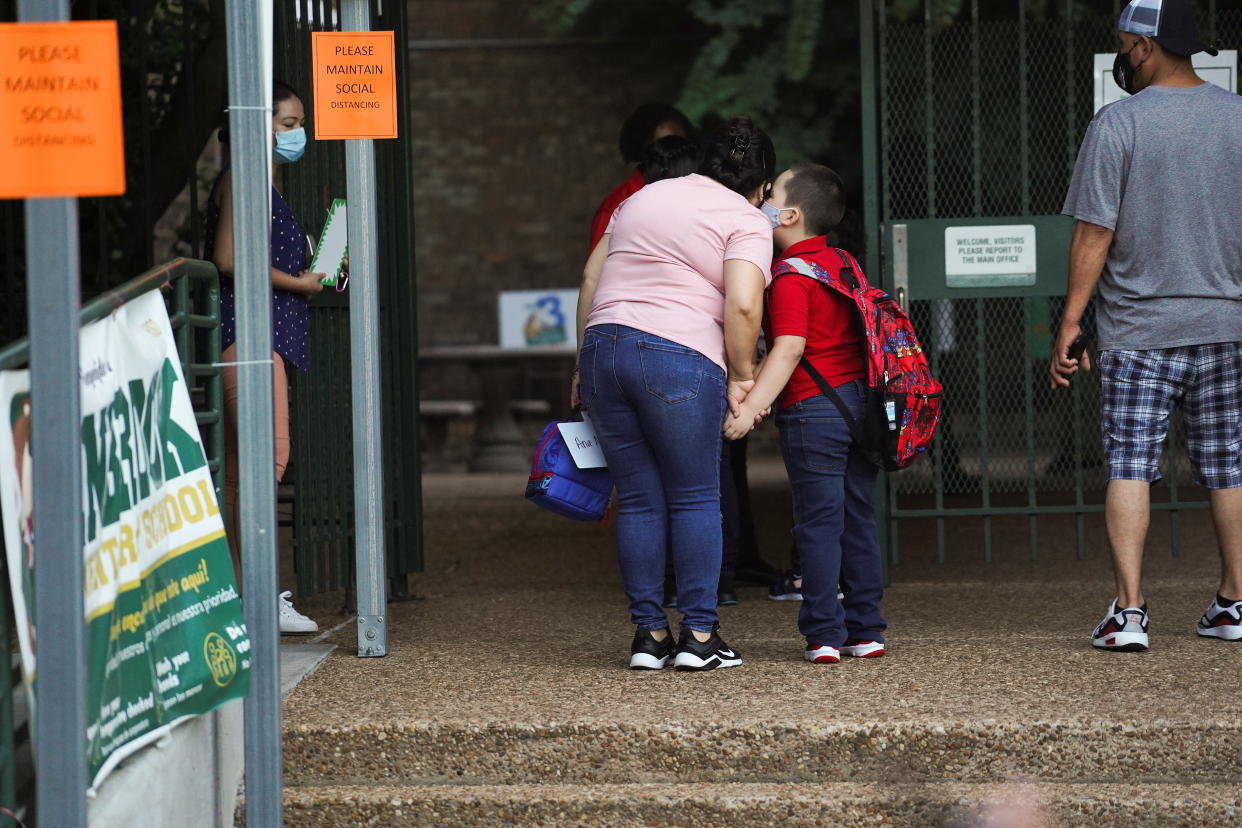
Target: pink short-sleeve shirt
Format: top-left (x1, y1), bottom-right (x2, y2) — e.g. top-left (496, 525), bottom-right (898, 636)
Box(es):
top-left (587, 173), bottom-right (774, 371)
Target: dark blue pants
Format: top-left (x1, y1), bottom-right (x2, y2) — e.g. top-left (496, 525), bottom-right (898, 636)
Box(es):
top-left (776, 381), bottom-right (886, 647)
top-left (579, 324), bottom-right (726, 633)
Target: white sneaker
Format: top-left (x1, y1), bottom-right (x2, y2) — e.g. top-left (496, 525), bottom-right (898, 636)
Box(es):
top-left (804, 643), bottom-right (841, 664)
top-left (841, 639), bottom-right (886, 658)
top-left (278, 591), bottom-right (318, 634)
top-left (1091, 599), bottom-right (1148, 651)
top-left (1197, 596), bottom-right (1242, 641)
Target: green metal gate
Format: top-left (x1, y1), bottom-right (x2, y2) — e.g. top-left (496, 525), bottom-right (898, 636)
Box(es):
top-left (859, 0), bottom-right (1239, 564)
top-left (275, 0), bottom-right (424, 599)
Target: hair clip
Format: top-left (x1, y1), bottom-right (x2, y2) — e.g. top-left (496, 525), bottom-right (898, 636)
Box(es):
top-left (729, 135), bottom-right (752, 161)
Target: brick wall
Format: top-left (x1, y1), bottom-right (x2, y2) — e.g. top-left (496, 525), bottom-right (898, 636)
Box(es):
top-left (407, 0), bottom-right (689, 348)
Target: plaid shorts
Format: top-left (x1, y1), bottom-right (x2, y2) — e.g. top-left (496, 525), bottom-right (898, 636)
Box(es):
top-left (1098, 343), bottom-right (1242, 489)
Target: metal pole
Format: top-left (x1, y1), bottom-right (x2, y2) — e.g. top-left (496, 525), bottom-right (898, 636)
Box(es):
top-left (19, 6), bottom-right (87, 828)
top-left (223, 0), bottom-right (282, 824)
top-left (26, 201), bottom-right (87, 824)
top-left (341, 0), bottom-right (389, 658)
top-left (857, 0), bottom-right (890, 581)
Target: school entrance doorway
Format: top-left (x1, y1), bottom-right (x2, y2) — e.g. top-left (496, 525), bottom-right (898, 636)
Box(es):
top-left (859, 1), bottom-right (1240, 565)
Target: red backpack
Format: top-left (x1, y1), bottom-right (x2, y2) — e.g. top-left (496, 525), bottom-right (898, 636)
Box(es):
top-left (772, 248), bottom-right (942, 471)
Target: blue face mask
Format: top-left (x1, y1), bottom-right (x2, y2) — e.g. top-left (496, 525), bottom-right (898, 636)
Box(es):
top-left (273, 127), bottom-right (306, 164)
top-left (761, 201), bottom-right (788, 229)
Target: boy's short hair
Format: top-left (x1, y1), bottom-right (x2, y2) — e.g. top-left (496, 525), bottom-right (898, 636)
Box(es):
top-left (784, 163), bottom-right (846, 237)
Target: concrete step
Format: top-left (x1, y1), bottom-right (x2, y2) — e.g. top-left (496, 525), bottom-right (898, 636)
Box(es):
top-left (284, 719), bottom-right (1240, 787)
top-left (271, 781), bottom-right (1242, 827)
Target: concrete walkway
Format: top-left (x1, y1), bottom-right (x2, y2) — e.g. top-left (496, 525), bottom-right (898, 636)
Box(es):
top-left (276, 459), bottom-right (1241, 826)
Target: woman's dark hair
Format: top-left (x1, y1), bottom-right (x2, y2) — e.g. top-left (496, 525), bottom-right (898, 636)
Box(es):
top-left (638, 135), bottom-right (701, 184)
top-left (618, 101), bottom-right (697, 164)
top-left (218, 79), bottom-right (302, 145)
top-left (272, 80), bottom-right (301, 110)
top-left (699, 116), bottom-right (775, 199)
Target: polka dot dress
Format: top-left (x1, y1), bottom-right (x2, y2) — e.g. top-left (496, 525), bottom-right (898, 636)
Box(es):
top-left (207, 178), bottom-right (312, 371)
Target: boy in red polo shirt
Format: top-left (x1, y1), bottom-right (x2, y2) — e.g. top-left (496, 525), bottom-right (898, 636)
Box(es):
top-left (724, 163), bottom-right (887, 664)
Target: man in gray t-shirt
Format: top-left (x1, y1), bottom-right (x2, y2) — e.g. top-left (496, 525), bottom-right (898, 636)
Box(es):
top-left (1051, 0), bottom-right (1242, 652)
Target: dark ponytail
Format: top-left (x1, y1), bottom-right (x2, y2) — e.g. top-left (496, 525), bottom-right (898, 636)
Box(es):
top-left (699, 116), bottom-right (775, 199)
top-left (638, 135), bottom-right (701, 184)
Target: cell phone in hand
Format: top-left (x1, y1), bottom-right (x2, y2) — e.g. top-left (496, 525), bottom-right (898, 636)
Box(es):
top-left (1067, 332), bottom-right (1092, 361)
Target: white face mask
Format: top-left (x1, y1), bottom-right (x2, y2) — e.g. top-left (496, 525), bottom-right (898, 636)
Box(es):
top-left (761, 201), bottom-right (790, 229)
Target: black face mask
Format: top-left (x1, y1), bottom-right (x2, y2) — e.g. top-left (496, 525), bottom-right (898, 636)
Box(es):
top-left (1113, 42), bottom-right (1142, 95)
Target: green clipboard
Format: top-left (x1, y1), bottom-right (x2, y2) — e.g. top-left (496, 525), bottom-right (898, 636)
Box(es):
top-left (309, 198), bottom-right (348, 286)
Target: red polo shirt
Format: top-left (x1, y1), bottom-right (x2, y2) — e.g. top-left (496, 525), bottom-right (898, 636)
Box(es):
top-left (589, 169), bottom-right (645, 251)
top-left (764, 236), bottom-right (866, 410)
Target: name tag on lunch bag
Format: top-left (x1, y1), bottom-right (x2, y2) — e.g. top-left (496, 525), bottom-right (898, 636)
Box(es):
top-left (556, 415), bottom-right (606, 469)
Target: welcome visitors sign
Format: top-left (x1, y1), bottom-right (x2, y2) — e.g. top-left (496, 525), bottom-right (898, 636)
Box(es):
top-left (0, 290), bottom-right (250, 791)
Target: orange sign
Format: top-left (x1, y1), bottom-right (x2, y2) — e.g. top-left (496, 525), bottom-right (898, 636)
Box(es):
top-left (310, 31), bottom-right (398, 141)
top-left (0, 20), bottom-right (125, 199)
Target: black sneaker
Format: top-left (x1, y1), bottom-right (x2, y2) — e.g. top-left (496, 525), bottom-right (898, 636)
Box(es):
top-left (673, 627), bottom-right (742, 671)
top-left (629, 628), bottom-right (674, 670)
top-left (768, 571), bottom-right (803, 601)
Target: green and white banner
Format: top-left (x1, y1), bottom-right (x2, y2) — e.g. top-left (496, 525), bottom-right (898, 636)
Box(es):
top-left (0, 289), bottom-right (250, 791)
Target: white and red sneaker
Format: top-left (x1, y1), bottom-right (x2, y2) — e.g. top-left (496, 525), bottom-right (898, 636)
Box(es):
top-left (804, 643), bottom-right (841, 664)
top-left (1197, 596), bottom-right (1242, 641)
top-left (1091, 599), bottom-right (1149, 651)
top-left (841, 639), bottom-right (885, 658)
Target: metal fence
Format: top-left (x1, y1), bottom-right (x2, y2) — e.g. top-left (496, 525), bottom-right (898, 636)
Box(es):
top-left (0, 257), bottom-right (221, 823)
top-left (863, 0), bottom-right (1239, 563)
top-left (275, 0), bottom-right (423, 601)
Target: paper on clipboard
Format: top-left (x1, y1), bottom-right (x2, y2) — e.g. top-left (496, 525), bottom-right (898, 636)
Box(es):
top-left (310, 198), bottom-right (348, 285)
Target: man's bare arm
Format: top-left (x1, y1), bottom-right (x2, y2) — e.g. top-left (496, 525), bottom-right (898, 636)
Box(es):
top-left (1049, 220), bottom-right (1112, 388)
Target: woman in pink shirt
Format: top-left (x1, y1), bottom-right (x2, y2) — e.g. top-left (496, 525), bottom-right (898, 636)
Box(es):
top-left (574, 117), bottom-right (774, 672)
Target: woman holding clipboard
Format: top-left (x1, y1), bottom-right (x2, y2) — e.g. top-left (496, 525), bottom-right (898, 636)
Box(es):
top-left (206, 79), bottom-right (326, 635)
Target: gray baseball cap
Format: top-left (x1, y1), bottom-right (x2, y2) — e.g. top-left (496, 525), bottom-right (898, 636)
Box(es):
top-left (1119, 0), bottom-right (1219, 56)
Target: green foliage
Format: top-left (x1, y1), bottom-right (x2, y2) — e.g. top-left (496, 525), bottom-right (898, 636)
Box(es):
top-left (530, 0), bottom-right (1111, 202)
top-left (530, 0), bottom-right (868, 186)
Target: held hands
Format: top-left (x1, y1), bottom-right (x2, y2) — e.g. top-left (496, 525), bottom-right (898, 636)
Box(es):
top-left (723, 403), bottom-right (760, 440)
top-left (1048, 323), bottom-right (1092, 389)
top-left (723, 377), bottom-right (769, 440)
top-left (726, 378), bottom-right (754, 418)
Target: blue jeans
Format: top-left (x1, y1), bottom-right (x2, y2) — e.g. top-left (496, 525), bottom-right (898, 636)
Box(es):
top-left (579, 324), bottom-right (726, 633)
top-left (776, 381), bottom-right (886, 647)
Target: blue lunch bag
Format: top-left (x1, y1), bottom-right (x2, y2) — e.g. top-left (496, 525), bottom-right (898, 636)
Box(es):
top-left (525, 420), bottom-right (612, 521)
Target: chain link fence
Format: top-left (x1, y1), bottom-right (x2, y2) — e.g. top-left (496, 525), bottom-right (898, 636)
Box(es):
top-left (874, 1), bottom-right (1236, 561)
